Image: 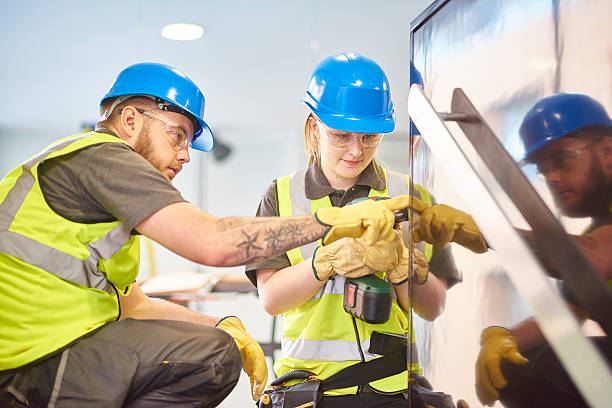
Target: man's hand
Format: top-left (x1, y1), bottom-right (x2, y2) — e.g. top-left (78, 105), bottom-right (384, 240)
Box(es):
top-left (315, 195), bottom-right (413, 245)
top-left (475, 326), bottom-right (529, 406)
top-left (312, 234), bottom-right (401, 281)
top-left (216, 316), bottom-right (268, 401)
top-left (409, 197), bottom-right (487, 254)
top-left (387, 233), bottom-right (429, 285)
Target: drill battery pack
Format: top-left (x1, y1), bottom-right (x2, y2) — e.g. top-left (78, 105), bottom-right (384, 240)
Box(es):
top-left (343, 275), bottom-right (393, 324)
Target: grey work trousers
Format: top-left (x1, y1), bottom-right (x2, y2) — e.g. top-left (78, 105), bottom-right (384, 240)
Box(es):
top-left (0, 319), bottom-right (242, 408)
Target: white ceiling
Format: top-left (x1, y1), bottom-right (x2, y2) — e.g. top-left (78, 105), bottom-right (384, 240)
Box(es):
top-left (0, 0), bottom-right (432, 148)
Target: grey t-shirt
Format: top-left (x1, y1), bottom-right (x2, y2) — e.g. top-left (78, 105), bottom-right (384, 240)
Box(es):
top-left (245, 161), bottom-right (461, 288)
top-left (38, 136), bottom-right (186, 232)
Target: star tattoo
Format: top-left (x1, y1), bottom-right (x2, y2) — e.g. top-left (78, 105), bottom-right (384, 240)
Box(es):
top-left (264, 229), bottom-right (283, 252)
top-left (237, 230), bottom-right (263, 259)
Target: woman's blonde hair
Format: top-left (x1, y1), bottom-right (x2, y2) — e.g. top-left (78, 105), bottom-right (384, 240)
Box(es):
top-left (304, 112), bottom-right (321, 165)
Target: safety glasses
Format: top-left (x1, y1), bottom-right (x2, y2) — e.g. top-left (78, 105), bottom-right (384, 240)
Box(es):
top-left (119, 107), bottom-right (193, 151)
top-left (534, 140), bottom-right (598, 179)
top-left (317, 121), bottom-right (383, 149)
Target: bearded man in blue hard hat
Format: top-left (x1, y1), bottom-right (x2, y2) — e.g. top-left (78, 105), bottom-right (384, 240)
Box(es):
top-left (475, 93), bottom-right (612, 408)
top-left (0, 62), bottom-right (420, 407)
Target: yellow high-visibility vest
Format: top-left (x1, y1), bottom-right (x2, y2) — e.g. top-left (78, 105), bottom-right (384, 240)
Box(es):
top-left (274, 166), bottom-right (433, 395)
top-left (0, 132), bottom-right (140, 370)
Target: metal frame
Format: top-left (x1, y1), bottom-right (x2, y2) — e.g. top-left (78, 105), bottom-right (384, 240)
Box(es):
top-left (449, 88), bottom-right (612, 334)
top-left (410, 0), bottom-right (450, 32)
top-left (408, 84), bottom-right (612, 408)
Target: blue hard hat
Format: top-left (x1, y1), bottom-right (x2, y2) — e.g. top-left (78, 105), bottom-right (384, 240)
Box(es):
top-left (409, 62), bottom-right (424, 136)
top-left (302, 53), bottom-right (395, 133)
top-left (519, 93), bottom-right (612, 158)
top-left (101, 62), bottom-right (214, 152)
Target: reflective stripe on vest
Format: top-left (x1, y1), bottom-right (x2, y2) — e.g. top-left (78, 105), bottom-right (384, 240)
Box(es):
top-left (0, 133), bottom-right (132, 293)
top-left (281, 331), bottom-right (388, 362)
top-left (274, 166), bottom-right (433, 394)
top-left (0, 132), bottom-right (140, 370)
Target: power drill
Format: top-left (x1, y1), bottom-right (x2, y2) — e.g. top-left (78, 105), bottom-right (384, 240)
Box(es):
top-left (342, 197), bottom-right (411, 324)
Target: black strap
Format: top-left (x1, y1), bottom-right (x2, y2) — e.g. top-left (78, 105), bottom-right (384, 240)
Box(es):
top-left (320, 349), bottom-right (407, 392)
top-left (270, 370), bottom-right (316, 387)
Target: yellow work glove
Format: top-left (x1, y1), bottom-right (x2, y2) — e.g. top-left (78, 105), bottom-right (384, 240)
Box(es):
top-left (409, 197), bottom-right (487, 254)
top-left (387, 235), bottom-right (429, 285)
top-left (315, 195), bottom-right (413, 245)
top-left (216, 316), bottom-right (268, 401)
top-left (475, 326), bottom-right (529, 406)
top-left (312, 234), bottom-right (401, 281)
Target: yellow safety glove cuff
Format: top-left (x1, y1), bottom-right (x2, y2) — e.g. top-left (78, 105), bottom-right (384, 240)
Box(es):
top-left (216, 316), bottom-right (268, 401)
top-left (312, 244), bottom-right (340, 281)
top-left (475, 326), bottom-right (529, 406)
top-left (412, 204), bottom-right (488, 254)
top-left (315, 195), bottom-right (413, 245)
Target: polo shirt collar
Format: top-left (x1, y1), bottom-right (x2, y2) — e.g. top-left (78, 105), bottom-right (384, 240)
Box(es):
top-left (304, 160), bottom-right (386, 200)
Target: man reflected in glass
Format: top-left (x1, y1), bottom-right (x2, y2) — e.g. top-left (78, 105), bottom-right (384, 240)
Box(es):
top-left (475, 93), bottom-right (612, 408)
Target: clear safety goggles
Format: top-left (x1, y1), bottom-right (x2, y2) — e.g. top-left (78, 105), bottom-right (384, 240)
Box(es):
top-left (118, 107), bottom-right (193, 151)
top-left (532, 140), bottom-right (598, 179)
top-left (317, 121), bottom-right (383, 148)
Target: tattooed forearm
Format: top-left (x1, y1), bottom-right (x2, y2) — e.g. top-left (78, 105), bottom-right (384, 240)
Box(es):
top-left (216, 217), bottom-right (270, 231)
top-left (575, 234), bottom-right (599, 252)
top-left (263, 228), bottom-right (284, 253)
top-left (218, 215), bottom-right (328, 264)
top-left (236, 230), bottom-right (263, 258)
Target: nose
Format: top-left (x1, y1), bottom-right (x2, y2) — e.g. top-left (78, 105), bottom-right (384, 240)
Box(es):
top-left (346, 136), bottom-right (364, 156)
top-left (177, 148), bottom-right (191, 164)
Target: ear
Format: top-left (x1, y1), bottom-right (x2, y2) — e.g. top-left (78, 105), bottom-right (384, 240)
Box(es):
top-left (117, 106), bottom-right (144, 146)
top-left (306, 113), bottom-right (316, 130)
top-left (303, 114), bottom-right (317, 141)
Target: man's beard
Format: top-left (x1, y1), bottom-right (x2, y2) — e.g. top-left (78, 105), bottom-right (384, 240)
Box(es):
top-left (556, 157), bottom-right (608, 218)
top-left (133, 126), bottom-right (164, 176)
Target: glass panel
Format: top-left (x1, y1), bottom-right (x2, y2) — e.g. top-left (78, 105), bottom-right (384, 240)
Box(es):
top-left (407, 0), bottom-right (612, 406)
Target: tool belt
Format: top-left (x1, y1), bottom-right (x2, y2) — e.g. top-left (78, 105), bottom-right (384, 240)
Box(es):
top-left (258, 332), bottom-right (455, 408)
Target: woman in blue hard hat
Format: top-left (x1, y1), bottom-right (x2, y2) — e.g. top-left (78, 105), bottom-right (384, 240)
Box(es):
top-left (246, 53), bottom-right (486, 407)
top-left (475, 93), bottom-right (612, 408)
top-left (0, 62), bottom-right (411, 408)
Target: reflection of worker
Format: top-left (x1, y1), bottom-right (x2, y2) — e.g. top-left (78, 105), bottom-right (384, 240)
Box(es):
top-left (246, 53), bottom-right (486, 407)
top-left (0, 62), bottom-right (412, 407)
top-left (475, 93), bottom-right (612, 407)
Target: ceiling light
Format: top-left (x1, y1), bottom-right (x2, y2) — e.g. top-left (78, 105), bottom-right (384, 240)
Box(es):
top-left (161, 23), bottom-right (204, 41)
